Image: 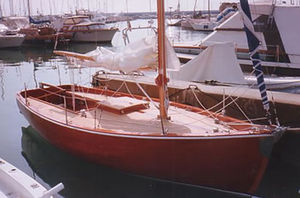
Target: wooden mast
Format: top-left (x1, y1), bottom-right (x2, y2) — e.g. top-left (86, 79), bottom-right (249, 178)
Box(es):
top-left (156, 0), bottom-right (169, 126)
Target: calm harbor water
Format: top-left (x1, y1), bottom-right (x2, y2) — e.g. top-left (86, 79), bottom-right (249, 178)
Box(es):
top-left (0, 19), bottom-right (300, 198)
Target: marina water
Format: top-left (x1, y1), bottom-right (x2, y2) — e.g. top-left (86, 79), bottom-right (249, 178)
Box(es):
top-left (0, 19), bottom-right (300, 198)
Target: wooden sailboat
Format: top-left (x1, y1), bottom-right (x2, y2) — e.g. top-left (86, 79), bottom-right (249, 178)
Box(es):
top-left (19, 0), bottom-right (72, 44)
top-left (17, 0), bottom-right (284, 194)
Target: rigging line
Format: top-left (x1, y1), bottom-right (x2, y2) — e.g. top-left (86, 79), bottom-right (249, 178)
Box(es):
top-left (190, 87), bottom-right (218, 119)
top-left (111, 81), bottom-right (126, 97)
top-left (120, 74), bottom-right (140, 100)
top-left (105, 73), bottom-right (142, 101)
top-left (212, 82), bottom-right (254, 115)
top-left (168, 106), bottom-right (239, 131)
top-left (241, 117), bottom-right (267, 122)
top-left (135, 80), bottom-right (160, 109)
top-left (189, 88), bottom-right (247, 130)
top-left (124, 81), bottom-right (143, 102)
top-left (202, 78), bottom-right (258, 117)
top-left (98, 80), bottom-right (230, 129)
top-left (160, 99), bottom-right (238, 129)
top-left (75, 85), bottom-right (89, 111)
top-left (189, 71), bottom-right (257, 116)
top-left (270, 91), bottom-right (280, 126)
top-left (228, 95), bottom-right (253, 124)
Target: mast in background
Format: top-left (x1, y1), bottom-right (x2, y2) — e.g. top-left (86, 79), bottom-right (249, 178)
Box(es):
top-left (208, 0), bottom-right (211, 21)
top-left (176, 0), bottom-right (180, 16)
top-left (0, 0), bottom-right (3, 18)
top-left (193, 0), bottom-right (198, 18)
top-left (9, 0), bottom-right (14, 16)
top-left (27, 0), bottom-right (31, 16)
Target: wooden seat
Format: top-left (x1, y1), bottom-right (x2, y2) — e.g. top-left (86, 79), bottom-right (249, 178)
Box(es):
top-left (95, 96), bottom-right (150, 115)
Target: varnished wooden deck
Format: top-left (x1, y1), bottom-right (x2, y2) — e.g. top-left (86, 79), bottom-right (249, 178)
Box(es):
top-left (24, 91), bottom-right (267, 137)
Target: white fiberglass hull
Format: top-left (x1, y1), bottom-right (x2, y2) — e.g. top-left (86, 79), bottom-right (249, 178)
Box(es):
top-left (190, 21), bottom-right (217, 31)
top-left (0, 157), bottom-right (63, 198)
top-left (0, 34), bottom-right (24, 48)
top-left (72, 29), bottom-right (118, 42)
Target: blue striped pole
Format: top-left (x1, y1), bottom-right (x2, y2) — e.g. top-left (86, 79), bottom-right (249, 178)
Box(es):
top-left (239, 0), bottom-right (272, 124)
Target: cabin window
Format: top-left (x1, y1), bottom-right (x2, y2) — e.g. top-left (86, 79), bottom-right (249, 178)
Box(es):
top-left (78, 26), bottom-right (87, 31)
top-left (89, 25), bottom-right (99, 30)
top-left (253, 15), bottom-right (275, 32)
top-left (72, 27), bottom-right (79, 31)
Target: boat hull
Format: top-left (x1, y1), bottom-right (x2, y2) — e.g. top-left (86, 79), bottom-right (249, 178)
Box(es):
top-left (0, 34), bottom-right (24, 48)
top-left (72, 29), bottom-right (118, 42)
top-left (17, 93), bottom-right (273, 193)
top-left (190, 21), bottom-right (217, 31)
top-left (0, 157), bottom-right (55, 197)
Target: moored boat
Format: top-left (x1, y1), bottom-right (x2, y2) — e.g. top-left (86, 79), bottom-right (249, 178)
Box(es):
top-left (174, 0), bottom-right (300, 76)
top-left (19, 25), bottom-right (72, 44)
top-left (189, 18), bottom-right (218, 31)
top-left (0, 24), bottom-right (25, 48)
top-left (0, 157), bottom-right (63, 198)
top-left (59, 15), bottom-right (118, 43)
top-left (17, 0), bottom-right (285, 194)
top-left (16, 83), bottom-right (283, 193)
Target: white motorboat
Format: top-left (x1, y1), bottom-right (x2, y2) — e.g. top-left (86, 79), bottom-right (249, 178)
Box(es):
top-left (167, 19), bottom-right (182, 26)
top-left (189, 18), bottom-right (218, 31)
top-left (0, 157), bottom-right (63, 198)
top-left (0, 24), bottom-right (24, 48)
top-left (174, 1), bottom-right (300, 76)
top-left (59, 16), bottom-right (118, 43)
top-left (187, 1), bottom-right (236, 31)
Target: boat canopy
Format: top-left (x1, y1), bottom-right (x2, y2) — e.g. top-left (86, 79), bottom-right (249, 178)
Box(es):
top-left (169, 42), bottom-right (246, 85)
top-left (29, 16), bottom-right (50, 24)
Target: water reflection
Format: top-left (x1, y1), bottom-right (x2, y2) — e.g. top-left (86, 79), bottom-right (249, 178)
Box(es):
top-left (63, 42), bottom-right (113, 54)
top-left (0, 64), bottom-right (4, 101)
top-left (256, 132), bottom-right (300, 198)
top-left (21, 126), bottom-right (252, 198)
top-left (0, 47), bottom-right (56, 64)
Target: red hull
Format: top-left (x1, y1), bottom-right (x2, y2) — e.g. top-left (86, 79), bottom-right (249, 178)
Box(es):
top-left (17, 93), bottom-right (273, 193)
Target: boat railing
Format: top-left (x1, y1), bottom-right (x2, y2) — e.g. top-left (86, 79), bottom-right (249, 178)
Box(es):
top-left (236, 44), bottom-right (291, 63)
top-left (198, 42), bottom-right (293, 62)
top-left (26, 83), bottom-right (149, 127)
top-left (122, 21), bottom-right (157, 45)
top-left (63, 95), bottom-right (68, 125)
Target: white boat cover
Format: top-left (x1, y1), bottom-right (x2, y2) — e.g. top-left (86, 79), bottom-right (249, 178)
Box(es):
top-left (85, 35), bottom-right (180, 73)
top-left (2, 17), bottom-right (30, 29)
top-left (274, 6), bottom-right (300, 64)
top-left (169, 42), bottom-right (247, 85)
top-left (202, 12), bottom-right (267, 50)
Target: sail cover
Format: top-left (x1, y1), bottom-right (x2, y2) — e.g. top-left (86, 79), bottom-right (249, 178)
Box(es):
top-left (239, 0), bottom-right (270, 112)
top-left (169, 42), bottom-right (246, 85)
top-left (82, 35), bottom-right (180, 73)
top-left (29, 16), bottom-right (51, 24)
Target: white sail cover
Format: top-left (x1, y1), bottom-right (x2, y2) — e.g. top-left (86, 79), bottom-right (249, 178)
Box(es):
top-left (169, 42), bottom-right (246, 84)
top-left (83, 35), bottom-right (180, 73)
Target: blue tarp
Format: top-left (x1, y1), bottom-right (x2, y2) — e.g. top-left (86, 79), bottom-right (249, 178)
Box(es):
top-left (29, 16), bottom-right (51, 24)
